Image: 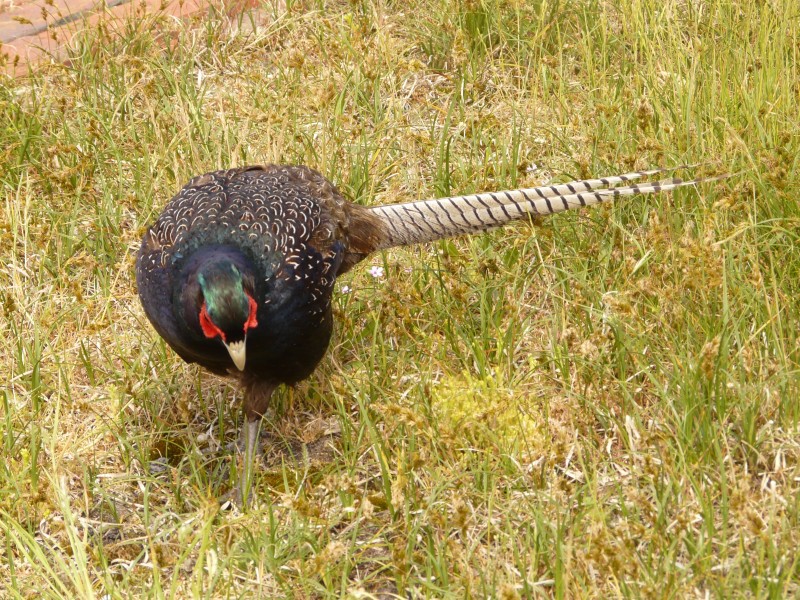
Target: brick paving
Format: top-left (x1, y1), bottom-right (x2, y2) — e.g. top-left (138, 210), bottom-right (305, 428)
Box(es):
top-left (1, 0), bottom-right (211, 76)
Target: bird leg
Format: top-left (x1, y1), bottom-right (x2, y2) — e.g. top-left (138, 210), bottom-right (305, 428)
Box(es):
top-left (238, 375), bottom-right (277, 507)
top-left (239, 417), bottom-right (260, 507)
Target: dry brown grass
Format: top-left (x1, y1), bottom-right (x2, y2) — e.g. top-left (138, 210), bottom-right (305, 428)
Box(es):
top-left (1, 0), bottom-right (798, 597)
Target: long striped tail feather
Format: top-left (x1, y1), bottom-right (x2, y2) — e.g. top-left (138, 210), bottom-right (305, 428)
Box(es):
top-left (369, 166), bottom-right (728, 249)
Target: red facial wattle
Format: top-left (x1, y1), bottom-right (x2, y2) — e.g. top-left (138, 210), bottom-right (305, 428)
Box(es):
top-left (245, 295), bottom-right (259, 330)
top-left (199, 302), bottom-right (225, 341)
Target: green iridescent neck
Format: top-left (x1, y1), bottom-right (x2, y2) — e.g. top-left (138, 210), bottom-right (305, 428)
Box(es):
top-left (197, 262), bottom-right (251, 339)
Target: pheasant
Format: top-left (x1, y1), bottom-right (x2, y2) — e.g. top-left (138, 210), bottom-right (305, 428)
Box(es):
top-left (136, 163), bottom-right (723, 502)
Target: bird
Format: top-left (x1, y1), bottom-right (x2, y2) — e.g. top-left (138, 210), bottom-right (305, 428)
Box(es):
top-left (135, 163), bottom-right (724, 503)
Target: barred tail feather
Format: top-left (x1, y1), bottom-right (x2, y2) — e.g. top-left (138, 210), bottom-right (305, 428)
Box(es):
top-left (369, 168), bottom-right (726, 249)
top-left (530, 164), bottom-right (691, 198)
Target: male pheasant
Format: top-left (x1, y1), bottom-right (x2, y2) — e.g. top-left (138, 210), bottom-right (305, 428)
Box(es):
top-left (136, 164), bottom-right (722, 502)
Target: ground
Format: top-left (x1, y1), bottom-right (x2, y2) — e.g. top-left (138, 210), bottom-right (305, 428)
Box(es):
top-left (0, 0), bottom-right (798, 598)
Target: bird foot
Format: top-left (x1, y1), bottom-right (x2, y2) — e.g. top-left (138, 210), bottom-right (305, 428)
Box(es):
top-left (217, 487), bottom-right (239, 509)
top-left (225, 437), bottom-right (260, 456)
top-left (225, 420), bottom-right (270, 455)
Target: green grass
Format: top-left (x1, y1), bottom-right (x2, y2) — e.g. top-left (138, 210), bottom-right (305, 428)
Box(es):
top-left (1, 0), bottom-right (798, 597)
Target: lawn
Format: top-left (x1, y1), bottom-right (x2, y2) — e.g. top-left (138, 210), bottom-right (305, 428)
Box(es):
top-left (1, 0), bottom-right (798, 597)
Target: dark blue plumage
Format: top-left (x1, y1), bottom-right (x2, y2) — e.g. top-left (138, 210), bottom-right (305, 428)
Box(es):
top-left (137, 166), bottom-right (361, 384)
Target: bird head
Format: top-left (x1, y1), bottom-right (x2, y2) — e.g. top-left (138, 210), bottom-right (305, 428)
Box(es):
top-left (196, 263), bottom-right (258, 371)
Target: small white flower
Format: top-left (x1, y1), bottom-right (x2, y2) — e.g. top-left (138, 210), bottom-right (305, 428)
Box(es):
top-left (341, 285), bottom-right (351, 294)
top-left (369, 266), bottom-right (385, 279)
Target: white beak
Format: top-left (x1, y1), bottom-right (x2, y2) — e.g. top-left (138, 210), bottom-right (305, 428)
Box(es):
top-left (224, 339), bottom-right (247, 371)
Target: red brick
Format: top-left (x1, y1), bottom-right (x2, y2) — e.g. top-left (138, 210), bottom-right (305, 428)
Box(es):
top-left (2, 0), bottom-right (214, 76)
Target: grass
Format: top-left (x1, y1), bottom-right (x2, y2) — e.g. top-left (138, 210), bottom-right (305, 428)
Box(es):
top-left (1, 0), bottom-right (798, 597)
